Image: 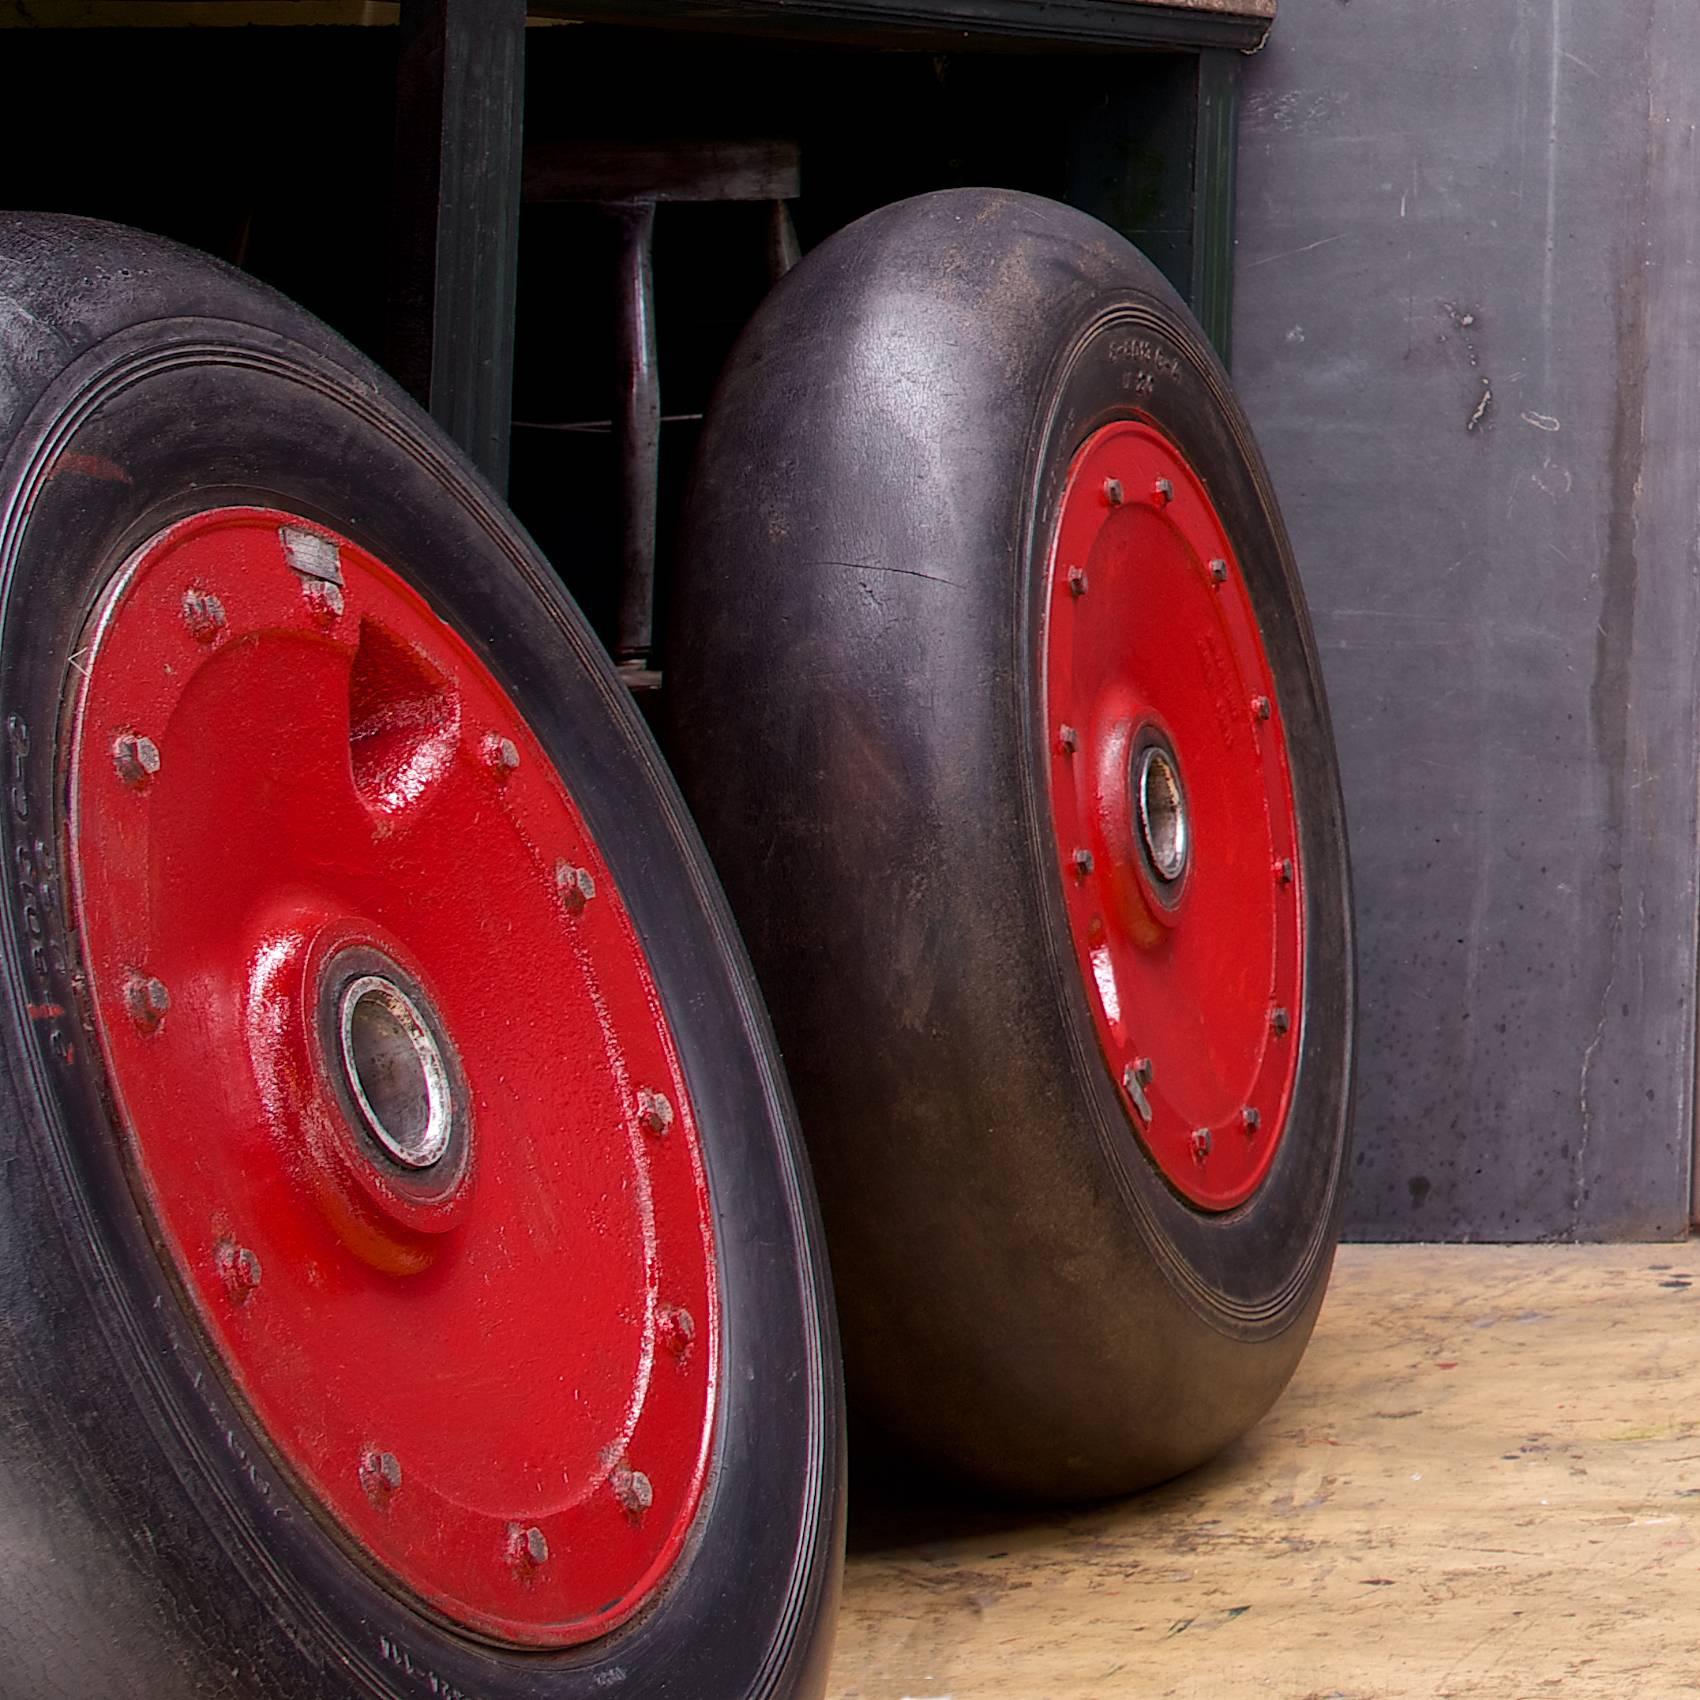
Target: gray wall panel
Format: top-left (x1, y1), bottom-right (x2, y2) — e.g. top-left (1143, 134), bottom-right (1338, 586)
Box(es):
top-left (1233, 0), bottom-right (1700, 1238)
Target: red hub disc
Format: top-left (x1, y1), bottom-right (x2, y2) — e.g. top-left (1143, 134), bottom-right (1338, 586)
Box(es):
top-left (1044, 423), bottom-right (1303, 1210)
top-left (65, 509), bottom-right (718, 1645)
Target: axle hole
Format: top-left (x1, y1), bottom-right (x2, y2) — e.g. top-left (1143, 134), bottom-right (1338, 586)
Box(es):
top-left (340, 976), bottom-right (453, 1168)
top-left (1136, 746), bottom-right (1189, 884)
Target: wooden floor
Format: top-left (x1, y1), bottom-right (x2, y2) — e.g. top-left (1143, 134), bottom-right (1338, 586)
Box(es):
top-left (830, 1245), bottom-right (1700, 1699)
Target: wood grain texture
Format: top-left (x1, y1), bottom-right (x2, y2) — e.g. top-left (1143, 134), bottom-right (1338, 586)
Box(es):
top-left (832, 1245), bottom-right (1700, 1698)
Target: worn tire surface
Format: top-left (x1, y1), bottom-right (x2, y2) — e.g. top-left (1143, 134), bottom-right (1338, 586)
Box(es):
top-left (669, 189), bottom-right (1355, 1502)
top-left (0, 215), bottom-right (841, 1699)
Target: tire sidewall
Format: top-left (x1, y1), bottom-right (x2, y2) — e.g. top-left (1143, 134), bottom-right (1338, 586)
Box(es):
top-left (670, 189), bottom-right (1355, 1498)
top-left (0, 310), bottom-right (839, 1699)
top-left (1017, 298), bottom-right (1356, 1327)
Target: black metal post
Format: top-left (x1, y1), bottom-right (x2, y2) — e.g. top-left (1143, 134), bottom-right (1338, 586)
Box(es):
top-left (612, 202), bottom-right (661, 663)
top-left (389, 0), bottom-right (526, 493)
top-left (1190, 48), bottom-right (1241, 367)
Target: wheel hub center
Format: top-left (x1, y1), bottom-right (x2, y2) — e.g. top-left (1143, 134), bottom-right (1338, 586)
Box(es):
top-left (314, 941), bottom-right (471, 1202)
top-left (338, 973), bottom-right (454, 1169)
top-left (1134, 741), bottom-right (1189, 885)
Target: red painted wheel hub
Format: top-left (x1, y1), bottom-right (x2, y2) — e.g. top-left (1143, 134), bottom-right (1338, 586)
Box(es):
top-left (65, 509), bottom-right (718, 1645)
top-left (1044, 423), bottom-right (1303, 1210)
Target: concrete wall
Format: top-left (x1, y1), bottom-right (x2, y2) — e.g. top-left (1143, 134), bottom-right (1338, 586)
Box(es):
top-left (1233, 0), bottom-right (1700, 1238)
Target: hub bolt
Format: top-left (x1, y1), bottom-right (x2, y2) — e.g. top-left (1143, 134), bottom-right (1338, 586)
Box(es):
top-left (483, 733), bottom-right (521, 776)
top-left (181, 587), bottom-right (227, 642)
top-left (302, 578), bottom-right (345, 625)
top-left (638, 1088), bottom-right (675, 1137)
top-left (1275, 857), bottom-right (1295, 886)
top-left (1271, 1007), bottom-right (1291, 1037)
top-left (1071, 848), bottom-right (1095, 877)
top-left (123, 972), bottom-right (170, 1032)
top-left (217, 1240), bottom-right (263, 1301)
top-left (1154, 478), bottom-right (1174, 505)
top-left (1242, 1106), bottom-right (1262, 1133)
top-left (1252, 695), bottom-right (1272, 722)
top-left (1103, 477), bottom-right (1124, 506)
top-left (359, 1449), bottom-right (403, 1500)
top-left (1209, 559), bottom-right (1228, 584)
top-left (612, 1463), bottom-right (654, 1519)
top-left (657, 1303), bottom-right (696, 1357)
top-left (556, 860), bottom-right (597, 915)
top-left (1067, 565), bottom-right (1089, 598)
top-left (508, 1524), bottom-right (549, 1569)
top-left (1190, 1127), bottom-right (1211, 1163)
top-left (113, 733), bottom-right (161, 789)
top-left (1059, 724), bottom-right (1079, 754)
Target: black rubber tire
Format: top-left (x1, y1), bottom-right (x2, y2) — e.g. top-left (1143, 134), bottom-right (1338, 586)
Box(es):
top-left (668, 189), bottom-right (1354, 1503)
top-left (0, 215), bottom-right (842, 1699)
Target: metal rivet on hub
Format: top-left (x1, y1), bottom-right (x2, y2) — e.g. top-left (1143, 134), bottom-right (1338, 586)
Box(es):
top-left (1275, 857), bottom-right (1295, 886)
top-left (1209, 559), bottom-right (1228, 584)
top-left (1103, 477), bottom-right (1124, 506)
top-left (1271, 1007), bottom-right (1291, 1036)
top-left (612, 1464), bottom-right (654, 1519)
top-left (113, 733), bottom-right (161, 789)
top-left (303, 578), bottom-right (345, 625)
top-left (217, 1240), bottom-right (263, 1301)
top-left (1067, 565), bottom-right (1089, 598)
top-left (483, 733), bottom-right (521, 776)
top-left (1190, 1127), bottom-right (1211, 1162)
top-left (1242, 1106), bottom-right (1262, 1134)
top-left (638, 1088), bottom-right (675, 1137)
top-left (508, 1524), bottom-right (549, 1568)
top-left (1071, 848), bottom-right (1095, 877)
top-left (1252, 695), bottom-right (1272, 722)
top-left (359, 1449), bottom-right (403, 1500)
top-left (1121, 1063), bottom-right (1153, 1124)
top-left (123, 972), bottom-right (170, 1031)
top-left (555, 859), bottom-right (597, 915)
top-left (182, 587), bottom-right (226, 642)
top-left (1059, 724), bottom-right (1079, 754)
top-left (657, 1303), bottom-right (696, 1357)
top-left (1153, 478), bottom-right (1174, 505)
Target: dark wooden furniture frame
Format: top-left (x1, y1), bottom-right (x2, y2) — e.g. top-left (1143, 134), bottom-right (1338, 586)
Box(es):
top-left (391, 0), bottom-right (1267, 494)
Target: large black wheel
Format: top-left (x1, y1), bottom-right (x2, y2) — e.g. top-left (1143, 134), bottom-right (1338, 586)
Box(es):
top-left (0, 215), bottom-right (841, 1697)
top-left (669, 189), bottom-right (1354, 1502)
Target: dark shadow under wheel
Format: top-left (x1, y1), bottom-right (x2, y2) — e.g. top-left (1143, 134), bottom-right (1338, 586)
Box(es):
top-left (669, 189), bottom-right (1354, 1502)
top-left (0, 215), bottom-right (840, 1697)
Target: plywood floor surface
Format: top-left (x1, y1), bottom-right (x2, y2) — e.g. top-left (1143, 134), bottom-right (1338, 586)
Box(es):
top-left (830, 1244), bottom-right (1700, 1699)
